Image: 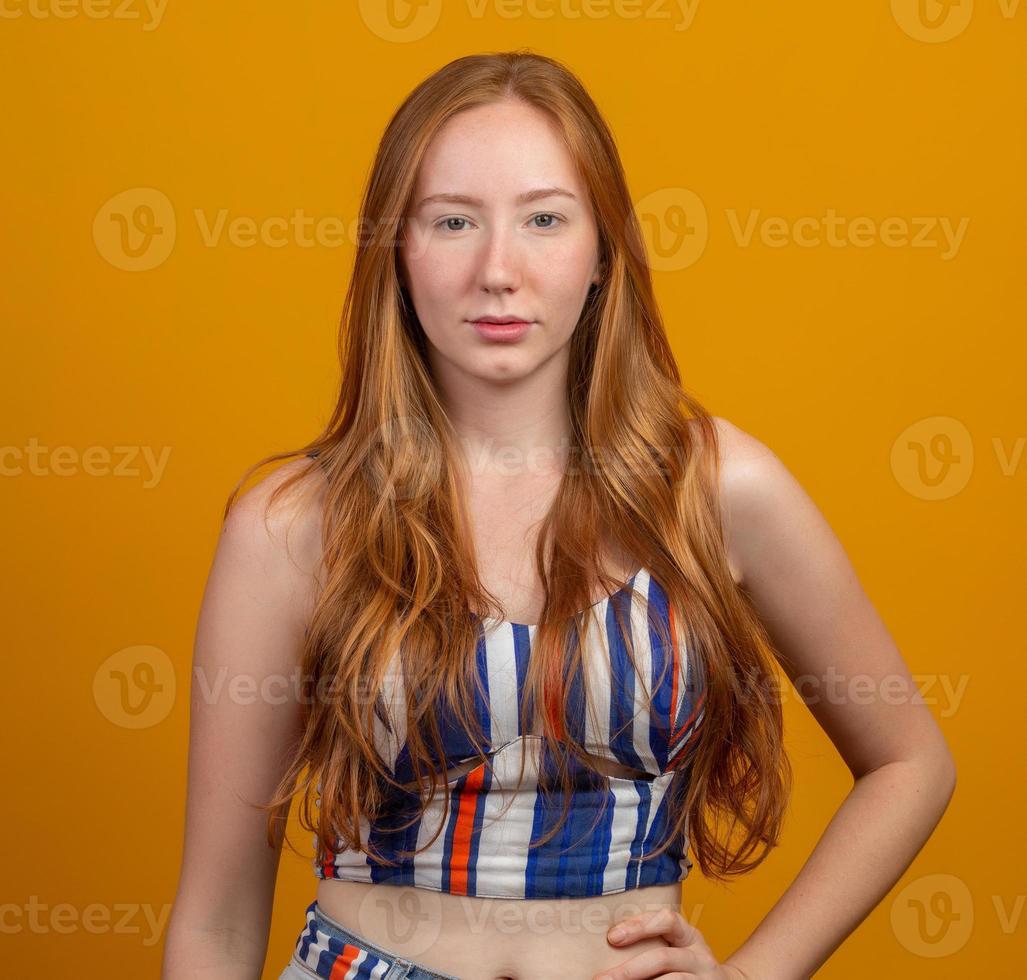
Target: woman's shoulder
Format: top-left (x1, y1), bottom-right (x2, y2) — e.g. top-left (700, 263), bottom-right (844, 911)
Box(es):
top-left (220, 454), bottom-right (327, 611)
top-left (696, 415), bottom-right (834, 596)
top-left (689, 414), bottom-right (776, 469)
top-left (688, 415), bottom-right (791, 588)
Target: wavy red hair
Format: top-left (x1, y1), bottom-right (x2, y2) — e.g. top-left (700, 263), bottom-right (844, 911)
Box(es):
top-left (225, 50), bottom-right (790, 882)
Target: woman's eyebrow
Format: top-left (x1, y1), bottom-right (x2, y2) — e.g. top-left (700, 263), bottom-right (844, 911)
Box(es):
top-left (414, 186), bottom-right (578, 209)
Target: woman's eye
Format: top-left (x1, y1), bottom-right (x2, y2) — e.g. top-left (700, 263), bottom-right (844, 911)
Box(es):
top-left (433, 214), bottom-right (564, 232)
top-left (531, 213), bottom-right (563, 230)
top-left (436, 217), bottom-right (470, 232)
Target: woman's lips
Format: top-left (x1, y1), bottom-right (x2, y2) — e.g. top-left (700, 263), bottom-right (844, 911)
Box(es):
top-left (470, 320), bottom-right (533, 342)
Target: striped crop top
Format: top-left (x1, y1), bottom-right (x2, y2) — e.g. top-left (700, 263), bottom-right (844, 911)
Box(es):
top-left (311, 564), bottom-right (707, 900)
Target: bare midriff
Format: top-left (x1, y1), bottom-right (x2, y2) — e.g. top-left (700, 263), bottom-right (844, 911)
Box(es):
top-left (315, 878), bottom-right (683, 980)
top-left (313, 751), bottom-right (684, 980)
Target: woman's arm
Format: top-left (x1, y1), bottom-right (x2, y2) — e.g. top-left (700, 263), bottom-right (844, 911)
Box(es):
top-left (714, 418), bottom-right (957, 979)
top-left (162, 459), bottom-right (324, 979)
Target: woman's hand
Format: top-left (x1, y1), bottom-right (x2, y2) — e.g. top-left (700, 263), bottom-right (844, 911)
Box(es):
top-left (592, 907), bottom-right (748, 980)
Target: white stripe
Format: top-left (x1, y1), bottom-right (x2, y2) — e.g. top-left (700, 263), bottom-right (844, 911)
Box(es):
top-left (678, 810), bottom-right (695, 879)
top-left (373, 649), bottom-right (407, 771)
top-left (639, 771), bottom-right (677, 856)
top-left (317, 811), bottom-right (374, 883)
top-left (482, 622), bottom-right (521, 744)
top-left (466, 735), bottom-right (536, 898)
top-left (601, 775), bottom-right (644, 893)
top-left (412, 782), bottom-right (451, 891)
top-left (582, 598), bottom-right (613, 758)
top-left (366, 953), bottom-right (392, 979)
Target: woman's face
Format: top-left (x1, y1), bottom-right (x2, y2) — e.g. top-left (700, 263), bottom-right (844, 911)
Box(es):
top-left (399, 99), bottom-right (601, 380)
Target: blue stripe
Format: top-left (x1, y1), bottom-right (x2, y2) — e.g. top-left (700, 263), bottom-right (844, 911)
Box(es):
top-left (315, 922), bottom-right (388, 977)
top-left (607, 587), bottom-right (645, 772)
top-left (526, 792), bottom-right (544, 897)
top-left (366, 786), bottom-right (421, 886)
top-left (646, 576), bottom-right (675, 771)
top-left (512, 623), bottom-right (531, 731)
top-left (297, 901), bottom-right (319, 960)
top-left (525, 742), bottom-right (613, 898)
top-left (637, 777), bottom-right (686, 886)
top-left (437, 632), bottom-right (493, 760)
top-left (587, 781), bottom-right (616, 895)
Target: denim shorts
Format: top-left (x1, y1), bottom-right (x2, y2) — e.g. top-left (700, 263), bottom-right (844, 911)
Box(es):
top-left (279, 899), bottom-right (463, 980)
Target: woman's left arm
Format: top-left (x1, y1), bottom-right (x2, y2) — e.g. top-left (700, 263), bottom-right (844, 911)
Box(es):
top-left (596, 418), bottom-right (957, 980)
top-left (714, 417), bottom-right (957, 978)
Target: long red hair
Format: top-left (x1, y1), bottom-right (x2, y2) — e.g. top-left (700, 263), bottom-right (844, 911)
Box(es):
top-left (225, 50), bottom-right (790, 882)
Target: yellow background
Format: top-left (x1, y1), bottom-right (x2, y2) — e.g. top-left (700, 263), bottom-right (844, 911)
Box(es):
top-left (2, 1), bottom-right (1024, 975)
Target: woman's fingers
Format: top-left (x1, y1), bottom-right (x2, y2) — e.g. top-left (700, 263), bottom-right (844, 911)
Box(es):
top-left (607, 907), bottom-right (702, 949)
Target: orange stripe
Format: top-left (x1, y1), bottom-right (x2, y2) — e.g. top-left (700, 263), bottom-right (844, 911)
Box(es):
top-left (668, 602), bottom-right (681, 740)
top-left (447, 763), bottom-right (487, 895)
top-left (329, 943), bottom-right (361, 979)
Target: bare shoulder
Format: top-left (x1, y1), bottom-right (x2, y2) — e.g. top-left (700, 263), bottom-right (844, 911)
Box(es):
top-left (691, 415), bottom-right (777, 471)
top-left (217, 454), bottom-right (327, 635)
top-left (688, 415), bottom-right (801, 589)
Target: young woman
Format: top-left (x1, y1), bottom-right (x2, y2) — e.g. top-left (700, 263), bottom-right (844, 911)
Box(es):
top-left (163, 52), bottom-right (956, 980)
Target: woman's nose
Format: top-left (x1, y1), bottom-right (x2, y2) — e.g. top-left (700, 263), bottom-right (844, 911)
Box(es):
top-left (475, 231), bottom-right (523, 293)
